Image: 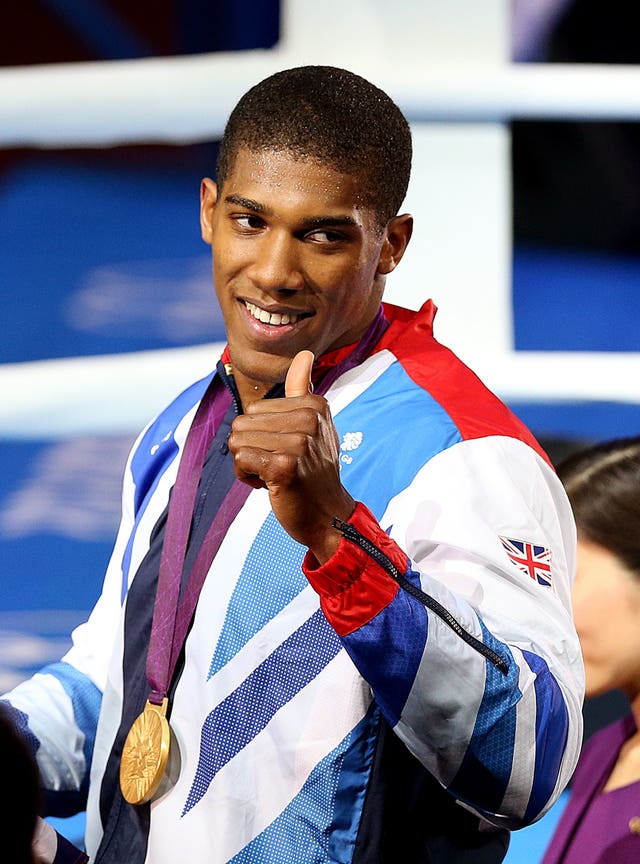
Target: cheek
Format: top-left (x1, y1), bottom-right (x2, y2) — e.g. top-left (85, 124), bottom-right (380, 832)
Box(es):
top-left (572, 588), bottom-right (601, 631)
top-left (212, 235), bottom-right (250, 279)
top-left (212, 252), bottom-right (243, 305)
top-left (576, 594), bottom-right (640, 686)
top-left (324, 270), bottom-right (378, 315)
top-left (572, 584), bottom-right (618, 652)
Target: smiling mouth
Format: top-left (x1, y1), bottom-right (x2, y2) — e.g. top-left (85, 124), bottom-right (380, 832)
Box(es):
top-left (244, 301), bottom-right (306, 326)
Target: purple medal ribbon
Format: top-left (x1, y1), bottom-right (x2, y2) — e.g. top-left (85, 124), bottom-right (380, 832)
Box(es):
top-left (145, 307), bottom-right (390, 706)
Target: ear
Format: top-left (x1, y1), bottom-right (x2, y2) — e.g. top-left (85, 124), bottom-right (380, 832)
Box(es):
top-left (200, 177), bottom-right (218, 245)
top-left (377, 213), bottom-right (413, 275)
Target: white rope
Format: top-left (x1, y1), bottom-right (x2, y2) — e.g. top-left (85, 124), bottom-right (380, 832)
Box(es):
top-left (1, 0), bottom-right (638, 433)
top-left (1, 347), bottom-right (639, 439)
top-left (3, 57), bottom-right (640, 148)
top-left (0, 344), bottom-right (223, 438)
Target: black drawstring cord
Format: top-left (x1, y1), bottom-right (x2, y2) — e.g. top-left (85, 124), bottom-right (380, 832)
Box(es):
top-left (332, 517), bottom-right (510, 675)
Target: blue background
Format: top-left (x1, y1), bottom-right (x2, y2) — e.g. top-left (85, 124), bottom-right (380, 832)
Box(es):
top-left (1, 2), bottom-right (639, 859)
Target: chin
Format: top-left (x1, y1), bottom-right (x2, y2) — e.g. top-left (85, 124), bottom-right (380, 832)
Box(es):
top-left (583, 678), bottom-right (613, 701)
top-left (237, 354), bottom-right (288, 387)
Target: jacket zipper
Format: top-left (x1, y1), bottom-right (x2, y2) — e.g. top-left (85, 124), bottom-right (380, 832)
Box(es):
top-left (332, 518), bottom-right (509, 675)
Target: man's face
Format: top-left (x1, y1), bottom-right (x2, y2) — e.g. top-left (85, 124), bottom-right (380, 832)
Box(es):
top-left (200, 147), bottom-right (398, 400)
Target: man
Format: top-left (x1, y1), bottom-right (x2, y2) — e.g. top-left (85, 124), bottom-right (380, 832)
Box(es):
top-left (4, 66), bottom-right (583, 863)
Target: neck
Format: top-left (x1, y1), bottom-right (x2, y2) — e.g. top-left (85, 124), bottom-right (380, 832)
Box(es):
top-left (237, 377), bottom-right (272, 410)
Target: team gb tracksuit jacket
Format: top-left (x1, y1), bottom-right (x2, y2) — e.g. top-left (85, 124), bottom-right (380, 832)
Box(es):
top-left (3, 300), bottom-right (584, 863)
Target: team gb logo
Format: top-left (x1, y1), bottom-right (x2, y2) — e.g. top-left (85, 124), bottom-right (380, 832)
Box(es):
top-left (340, 431), bottom-right (363, 465)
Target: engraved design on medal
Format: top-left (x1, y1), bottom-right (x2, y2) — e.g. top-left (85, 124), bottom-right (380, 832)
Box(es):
top-left (120, 698), bottom-right (170, 805)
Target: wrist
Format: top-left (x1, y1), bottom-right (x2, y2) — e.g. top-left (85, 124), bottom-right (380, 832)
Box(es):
top-left (306, 495), bottom-right (356, 565)
top-left (32, 818), bottom-right (57, 864)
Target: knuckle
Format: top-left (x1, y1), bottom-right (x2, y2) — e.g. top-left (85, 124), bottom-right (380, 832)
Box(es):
top-left (291, 431), bottom-right (309, 450)
top-left (298, 407), bottom-right (320, 434)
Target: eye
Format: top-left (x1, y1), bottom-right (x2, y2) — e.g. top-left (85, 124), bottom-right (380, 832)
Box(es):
top-left (233, 214), bottom-right (265, 231)
top-left (306, 229), bottom-right (345, 244)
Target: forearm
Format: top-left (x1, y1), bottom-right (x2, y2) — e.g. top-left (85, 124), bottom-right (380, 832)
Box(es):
top-left (303, 501), bottom-right (583, 827)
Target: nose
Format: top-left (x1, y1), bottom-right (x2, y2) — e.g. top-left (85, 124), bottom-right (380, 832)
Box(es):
top-left (246, 230), bottom-right (304, 294)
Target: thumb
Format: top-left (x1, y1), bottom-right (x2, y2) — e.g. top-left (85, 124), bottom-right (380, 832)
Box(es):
top-left (285, 350), bottom-right (315, 397)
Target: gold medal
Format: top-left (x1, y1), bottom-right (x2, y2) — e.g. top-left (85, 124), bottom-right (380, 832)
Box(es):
top-left (120, 697), bottom-right (171, 805)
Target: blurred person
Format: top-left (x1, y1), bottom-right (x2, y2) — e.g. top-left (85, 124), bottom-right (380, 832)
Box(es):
top-left (543, 436), bottom-right (640, 863)
top-left (0, 702), bottom-right (87, 863)
top-left (0, 701), bottom-right (39, 863)
top-left (1, 65), bottom-right (583, 863)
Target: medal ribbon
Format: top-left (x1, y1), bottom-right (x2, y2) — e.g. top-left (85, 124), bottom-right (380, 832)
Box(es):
top-left (144, 306), bottom-right (390, 706)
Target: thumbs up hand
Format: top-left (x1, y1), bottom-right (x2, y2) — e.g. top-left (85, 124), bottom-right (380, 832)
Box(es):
top-left (284, 349), bottom-right (314, 397)
top-left (229, 350), bottom-right (355, 564)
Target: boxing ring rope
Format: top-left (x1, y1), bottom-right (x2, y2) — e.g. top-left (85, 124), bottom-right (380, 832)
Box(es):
top-left (2, 52), bottom-right (640, 436)
top-left (3, 59), bottom-right (640, 147)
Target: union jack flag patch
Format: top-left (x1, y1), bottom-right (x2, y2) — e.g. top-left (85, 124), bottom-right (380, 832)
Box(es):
top-left (499, 537), bottom-right (553, 587)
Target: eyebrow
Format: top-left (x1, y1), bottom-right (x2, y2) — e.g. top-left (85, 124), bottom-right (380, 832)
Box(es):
top-left (223, 194), bottom-right (359, 230)
top-left (224, 194), bottom-right (268, 213)
top-left (300, 215), bottom-right (359, 230)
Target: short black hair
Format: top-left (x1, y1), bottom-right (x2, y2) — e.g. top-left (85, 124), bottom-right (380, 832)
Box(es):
top-left (216, 65), bottom-right (412, 227)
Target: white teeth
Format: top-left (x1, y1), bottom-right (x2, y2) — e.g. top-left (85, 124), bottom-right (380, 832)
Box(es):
top-left (246, 302), bottom-right (298, 326)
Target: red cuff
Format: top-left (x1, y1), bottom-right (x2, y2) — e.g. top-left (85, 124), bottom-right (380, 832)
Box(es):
top-left (302, 502), bottom-right (409, 636)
